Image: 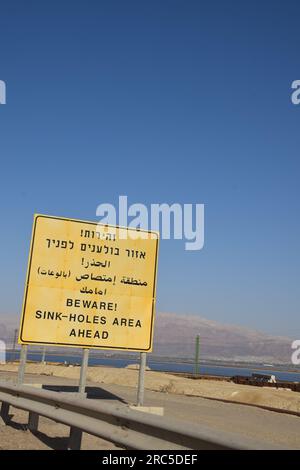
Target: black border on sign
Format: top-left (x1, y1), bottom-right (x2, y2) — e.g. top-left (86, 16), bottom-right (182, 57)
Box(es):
top-left (19, 214), bottom-right (159, 351)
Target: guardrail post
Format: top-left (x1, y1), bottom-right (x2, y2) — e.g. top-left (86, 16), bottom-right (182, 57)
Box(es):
top-left (0, 402), bottom-right (10, 425)
top-left (68, 426), bottom-right (83, 450)
top-left (28, 411), bottom-right (39, 432)
top-left (137, 352), bottom-right (147, 406)
top-left (17, 345), bottom-right (28, 385)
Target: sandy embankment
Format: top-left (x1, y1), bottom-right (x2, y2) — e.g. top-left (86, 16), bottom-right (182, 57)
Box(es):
top-left (0, 362), bottom-right (300, 414)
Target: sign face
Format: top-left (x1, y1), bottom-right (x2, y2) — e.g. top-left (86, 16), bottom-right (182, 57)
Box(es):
top-left (19, 215), bottom-right (159, 352)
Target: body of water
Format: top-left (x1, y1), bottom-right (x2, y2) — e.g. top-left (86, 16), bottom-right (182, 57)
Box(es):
top-left (6, 351), bottom-right (300, 383)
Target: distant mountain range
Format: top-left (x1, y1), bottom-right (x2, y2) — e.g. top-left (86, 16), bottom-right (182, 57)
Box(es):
top-left (154, 313), bottom-right (293, 363)
top-left (0, 312), bottom-right (294, 363)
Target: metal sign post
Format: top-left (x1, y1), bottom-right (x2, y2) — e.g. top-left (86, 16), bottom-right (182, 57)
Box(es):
top-left (17, 344), bottom-right (28, 385)
top-left (194, 335), bottom-right (200, 375)
top-left (78, 348), bottom-right (89, 396)
top-left (137, 352), bottom-right (147, 406)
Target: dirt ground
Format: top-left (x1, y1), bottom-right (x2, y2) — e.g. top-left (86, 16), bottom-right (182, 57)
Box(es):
top-left (0, 362), bottom-right (300, 414)
top-left (1, 366), bottom-right (300, 449)
top-left (0, 406), bottom-right (121, 450)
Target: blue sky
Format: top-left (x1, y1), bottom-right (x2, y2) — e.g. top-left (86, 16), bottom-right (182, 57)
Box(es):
top-left (0, 0), bottom-right (299, 336)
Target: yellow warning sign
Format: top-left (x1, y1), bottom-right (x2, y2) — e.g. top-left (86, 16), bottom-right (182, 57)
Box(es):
top-left (19, 214), bottom-right (159, 351)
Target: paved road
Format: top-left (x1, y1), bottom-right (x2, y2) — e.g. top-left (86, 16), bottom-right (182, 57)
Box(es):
top-left (0, 371), bottom-right (300, 449)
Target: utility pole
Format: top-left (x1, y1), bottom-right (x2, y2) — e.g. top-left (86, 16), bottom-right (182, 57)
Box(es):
top-left (12, 329), bottom-right (18, 362)
top-left (41, 346), bottom-right (46, 364)
top-left (194, 335), bottom-right (200, 376)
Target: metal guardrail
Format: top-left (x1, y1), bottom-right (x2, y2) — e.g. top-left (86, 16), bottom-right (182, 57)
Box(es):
top-left (0, 381), bottom-right (280, 450)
